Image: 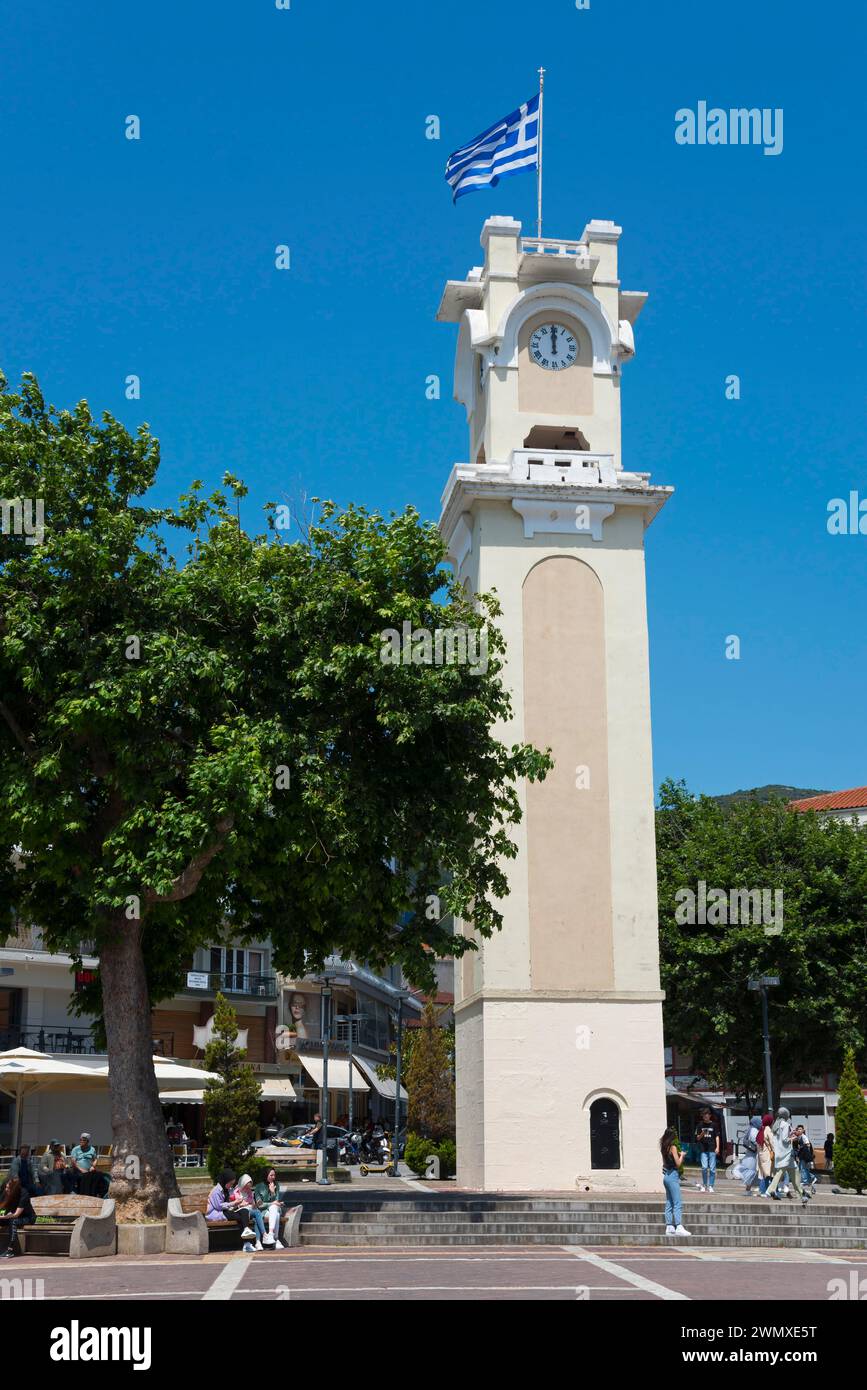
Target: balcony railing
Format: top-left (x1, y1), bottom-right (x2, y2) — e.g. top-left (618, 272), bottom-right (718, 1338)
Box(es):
top-left (0, 1027), bottom-right (176, 1057)
top-left (522, 236), bottom-right (590, 259)
top-left (510, 449), bottom-right (617, 487)
top-left (181, 971), bottom-right (277, 1000)
top-left (2, 923), bottom-right (97, 957)
top-left (0, 1026), bottom-right (101, 1055)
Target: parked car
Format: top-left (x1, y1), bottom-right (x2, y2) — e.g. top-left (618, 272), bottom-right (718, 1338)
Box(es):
top-left (251, 1124), bottom-right (349, 1153)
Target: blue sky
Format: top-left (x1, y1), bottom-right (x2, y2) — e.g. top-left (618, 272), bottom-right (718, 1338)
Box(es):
top-left (2, 1), bottom-right (865, 797)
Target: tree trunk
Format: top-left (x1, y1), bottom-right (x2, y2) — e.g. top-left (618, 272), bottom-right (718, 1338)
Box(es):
top-left (99, 911), bottom-right (179, 1220)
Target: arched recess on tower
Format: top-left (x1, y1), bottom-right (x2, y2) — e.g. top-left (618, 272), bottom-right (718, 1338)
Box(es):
top-left (522, 554), bottom-right (614, 992)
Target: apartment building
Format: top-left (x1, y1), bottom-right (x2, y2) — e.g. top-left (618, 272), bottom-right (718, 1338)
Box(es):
top-left (1, 915), bottom-right (415, 1149)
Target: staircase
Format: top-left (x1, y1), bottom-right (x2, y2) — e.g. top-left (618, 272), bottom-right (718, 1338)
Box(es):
top-left (297, 1195), bottom-right (867, 1249)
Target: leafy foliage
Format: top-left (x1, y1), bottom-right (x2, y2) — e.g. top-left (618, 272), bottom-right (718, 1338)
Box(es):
top-left (0, 371), bottom-right (550, 997)
top-left (657, 779), bottom-right (867, 1105)
top-left (404, 998), bottom-right (455, 1141)
top-left (202, 993), bottom-right (261, 1182)
top-left (834, 1049), bottom-right (867, 1194)
top-left (404, 1132), bottom-right (457, 1178)
top-left (0, 371), bottom-right (549, 1211)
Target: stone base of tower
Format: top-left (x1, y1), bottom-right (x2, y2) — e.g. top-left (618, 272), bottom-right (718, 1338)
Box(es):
top-left (455, 995), bottom-right (667, 1192)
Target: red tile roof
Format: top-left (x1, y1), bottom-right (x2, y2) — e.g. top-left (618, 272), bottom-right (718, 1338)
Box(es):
top-left (789, 786), bottom-right (867, 812)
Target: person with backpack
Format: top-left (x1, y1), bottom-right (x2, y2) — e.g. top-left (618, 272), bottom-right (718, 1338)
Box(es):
top-left (733, 1115), bottom-right (762, 1194)
top-left (766, 1107), bottom-right (810, 1205)
top-left (793, 1126), bottom-right (817, 1195)
top-left (660, 1127), bottom-right (691, 1237)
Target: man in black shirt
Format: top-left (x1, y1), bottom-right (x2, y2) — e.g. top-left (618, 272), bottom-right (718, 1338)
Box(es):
top-left (694, 1107), bottom-right (721, 1192)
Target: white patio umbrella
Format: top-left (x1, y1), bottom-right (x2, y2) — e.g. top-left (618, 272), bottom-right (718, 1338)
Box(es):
top-left (89, 1056), bottom-right (221, 1092)
top-left (1, 1048), bottom-right (221, 1152)
top-left (0, 1047), bottom-right (109, 1152)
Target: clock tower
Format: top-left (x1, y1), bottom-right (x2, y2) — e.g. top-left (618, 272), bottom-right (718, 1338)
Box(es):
top-left (438, 216), bottom-right (672, 1190)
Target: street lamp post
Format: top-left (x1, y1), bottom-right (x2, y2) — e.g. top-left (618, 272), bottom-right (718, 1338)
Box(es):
top-left (335, 1012), bottom-right (365, 1139)
top-left (317, 981), bottom-right (333, 1185)
top-left (390, 994), bottom-right (406, 1177)
top-left (748, 975), bottom-right (780, 1112)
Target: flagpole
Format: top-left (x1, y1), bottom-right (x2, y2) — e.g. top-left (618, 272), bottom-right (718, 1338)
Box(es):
top-left (536, 66), bottom-right (545, 239)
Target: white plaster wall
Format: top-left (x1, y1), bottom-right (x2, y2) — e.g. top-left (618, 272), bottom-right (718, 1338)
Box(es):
top-left (474, 997), bottom-right (666, 1190)
top-left (458, 498), bottom-right (660, 996)
top-left (454, 999), bottom-right (485, 1187)
top-left (16, 1090), bottom-right (113, 1152)
top-left (23, 985), bottom-right (97, 1033)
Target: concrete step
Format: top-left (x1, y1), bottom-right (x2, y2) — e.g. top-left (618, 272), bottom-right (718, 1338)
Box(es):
top-left (299, 1231), bottom-right (867, 1248)
top-left (296, 1199), bottom-right (863, 1215)
top-left (300, 1211), bottom-right (864, 1227)
top-left (296, 1210), bottom-right (865, 1225)
top-left (300, 1214), bottom-right (865, 1228)
top-left (300, 1217), bottom-right (867, 1228)
top-left (297, 1198), bottom-right (867, 1249)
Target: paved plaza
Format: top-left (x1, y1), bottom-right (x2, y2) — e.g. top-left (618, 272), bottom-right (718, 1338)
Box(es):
top-left (6, 1242), bottom-right (866, 1303)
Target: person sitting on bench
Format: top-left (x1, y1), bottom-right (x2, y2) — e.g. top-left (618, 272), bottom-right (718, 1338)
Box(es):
top-left (231, 1175), bottom-right (265, 1252)
top-left (205, 1168), bottom-right (257, 1249)
top-left (254, 1168), bottom-right (288, 1248)
top-left (38, 1140), bottom-right (73, 1195)
top-left (69, 1132), bottom-right (98, 1194)
top-left (205, 1169), bottom-right (240, 1222)
top-left (0, 1177), bottom-right (36, 1259)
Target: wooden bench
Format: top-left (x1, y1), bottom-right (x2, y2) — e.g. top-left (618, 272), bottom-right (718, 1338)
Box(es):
top-left (17, 1196), bottom-right (106, 1256)
top-left (180, 1192), bottom-right (303, 1251)
top-left (255, 1149), bottom-right (318, 1168)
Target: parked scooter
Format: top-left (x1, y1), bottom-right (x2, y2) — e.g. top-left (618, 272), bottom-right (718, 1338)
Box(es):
top-left (341, 1132), bottom-right (362, 1166)
top-left (359, 1125), bottom-right (396, 1177)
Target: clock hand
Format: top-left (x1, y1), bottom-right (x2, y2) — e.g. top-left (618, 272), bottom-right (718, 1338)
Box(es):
top-left (550, 325), bottom-right (558, 355)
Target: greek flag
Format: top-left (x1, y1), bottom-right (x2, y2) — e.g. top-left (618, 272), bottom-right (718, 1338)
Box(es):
top-left (445, 94), bottom-right (540, 202)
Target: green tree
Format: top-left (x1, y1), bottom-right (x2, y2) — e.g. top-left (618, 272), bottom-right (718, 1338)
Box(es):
top-left (656, 779), bottom-right (867, 1108)
top-left (404, 999), bottom-right (455, 1141)
top-left (0, 373), bottom-right (550, 1217)
top-left (834, 1049), bottom-right (867, 1194)
top-left (202, 993), bottom-right (261, 1182)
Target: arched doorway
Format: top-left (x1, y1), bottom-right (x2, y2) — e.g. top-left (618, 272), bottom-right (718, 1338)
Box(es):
top-left (589, 1097), bottom-right (621, 1169)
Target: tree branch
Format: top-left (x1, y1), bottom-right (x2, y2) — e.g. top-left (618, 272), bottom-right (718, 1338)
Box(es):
top-left (0, 699), bottom-right (35, 760)
top-left (143, 816), bottom-right (235, 905)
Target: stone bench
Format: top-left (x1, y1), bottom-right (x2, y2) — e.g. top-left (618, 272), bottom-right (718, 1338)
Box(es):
top-left (20, 1196), bottom-right (116, 1258)
top-left (179, 1194), bottom-right (304, 1251)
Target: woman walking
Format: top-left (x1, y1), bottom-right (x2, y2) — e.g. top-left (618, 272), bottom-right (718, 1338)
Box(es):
top-left (766, 1107), bottom-right (810, 1206)
top-left (756, 1112), bottom-right (775, 1195)
top-left (661, 1127), bottom-right (691, 1237)
top-left (732, 1115), bottom-right (762, 1194)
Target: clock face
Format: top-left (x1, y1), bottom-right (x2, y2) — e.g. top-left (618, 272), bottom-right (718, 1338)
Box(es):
top-left (529, 323), bottom-right (578, 371)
